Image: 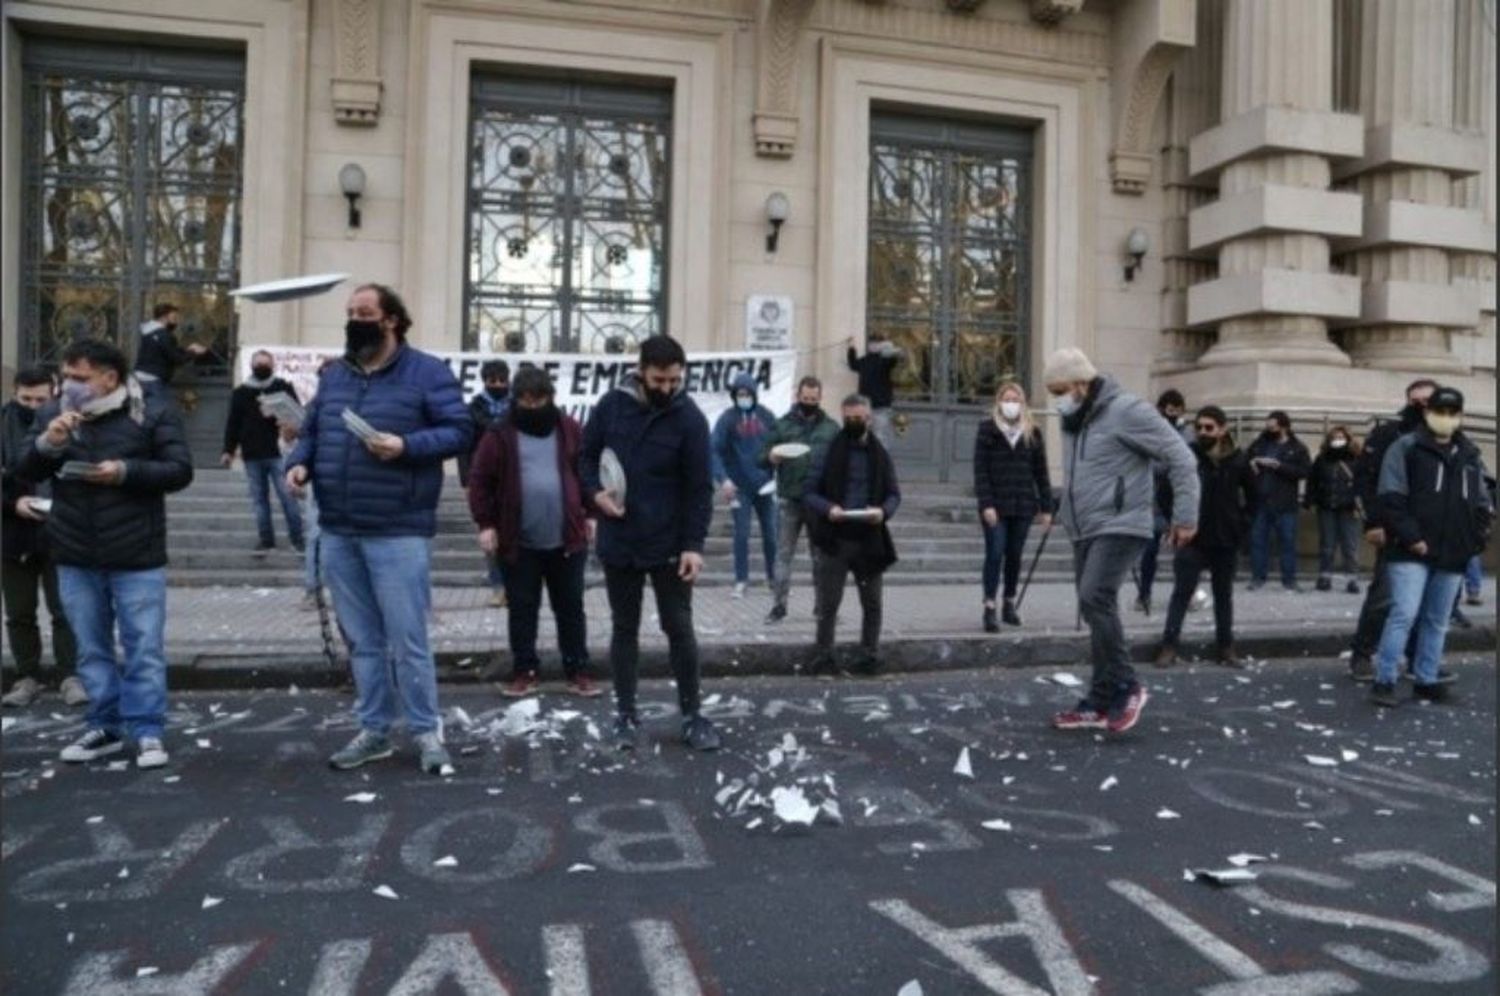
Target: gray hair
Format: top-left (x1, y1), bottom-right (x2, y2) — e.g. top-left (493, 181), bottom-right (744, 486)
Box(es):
top-left (841, 393), bottom-right (871, 409)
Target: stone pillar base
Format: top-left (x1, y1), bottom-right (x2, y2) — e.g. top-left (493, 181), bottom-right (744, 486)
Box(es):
top-left (1338, 327), bottom-right (1470, 375)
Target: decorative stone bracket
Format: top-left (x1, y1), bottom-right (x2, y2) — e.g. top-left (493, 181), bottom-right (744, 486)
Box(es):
top-left (1030, 0), bottom-right (1084, 24)
top-left (753, 0), bottom-right (816, 158)
top-left (1110, 0), bottom-right (1196, 194)
top-left (332, 0), bottom-right (382, 127)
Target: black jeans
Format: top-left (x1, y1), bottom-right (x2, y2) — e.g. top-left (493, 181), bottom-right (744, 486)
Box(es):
top-left (1351, 547), bottom-right (1392, 658)
top-left (1, 554), bottom-right (77, 680)
top-left (1074, 535), bottom-right (1148, 709)
top-left (813, 548), bottom-right (884, 655)
top-left (1162, 545), bottom-right (1237, 649)
top-left (603, 563), bottom-right (700, 718)
top-left (1317, 508), bottom-right (1360, 578)
top-left (981, 515), bottom-right (1031, 602)
top-left (506, 547), bottom-right (590, 679)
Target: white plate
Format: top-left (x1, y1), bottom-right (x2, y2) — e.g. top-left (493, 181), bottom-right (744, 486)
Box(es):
top-left (770, 442), bottom-right (811, 459)
top-left (758, 479), bottom-right (777, 496)
top-left (229, 273), bottom-right (350, 303)
top-left (841, 507), bottom-right (882, 522)
top-left (29, 498), bottom-right (52, 515)
top-left (599, 448), bottom-right (627, 506)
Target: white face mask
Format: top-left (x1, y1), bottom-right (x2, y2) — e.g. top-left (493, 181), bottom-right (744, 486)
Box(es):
top-left (1330, 438), bottom-right (1347, 449)
top-left (735, 395), bottom-right (754, 412)
top-left (999, 401), bottom-right (1022, 421)
top-left (1051, 393), bottom-right (1081, 417)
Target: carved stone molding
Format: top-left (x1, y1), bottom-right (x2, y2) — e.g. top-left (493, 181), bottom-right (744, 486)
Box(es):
top-left (753, 0), bottom-right (816, 157)
top-left (332, 0), bottom-right (382, 127)
top-left (1031, 0), bottom-right (1084, 24)
top-left (1110, 0), bottom-right (1196, 194)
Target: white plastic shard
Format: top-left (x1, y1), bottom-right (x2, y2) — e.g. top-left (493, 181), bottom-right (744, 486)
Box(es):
top-left (1469, 814), bottom-right (1483, 826)
top-left (769, 785), bottom-right (818, 826)
top-left (343, 792), bottom-right (378, 804)
top-left (1156, 808), bottom-right (1181, 820)
top-left (373, 885), bottom-right (399, 899)
top-left (136, 967), bottom-right (160, 978)
top-left (497, 697), bottom-right (543, 737)
top-left (1304, 755), bottom-right (1339, 767)
top-left (1226, 853), bottom-right (1269, 867)
top-left (898, 982), bottom-right (924, 996)
top-left (1099, 775), bottom-right (1119, 792)
top-left (1340, 749), bottom-right (1359, 762)
top-left (201, 896), bottom-right (224, 910)
top-left (432, 855), bottom-right (459, 868)
top-left (451, 706), bottom-right (474, 728)
top-left (1049, 672), bottom-right (1083, 687)
top-left (980, 819), bottom-right (1013, 831)
top-left (567, 863), bottom-right (597, 873)
top-left (953, 747), bottom-right (974, 779)
top-left (819, 799), bottom-right (844, 825)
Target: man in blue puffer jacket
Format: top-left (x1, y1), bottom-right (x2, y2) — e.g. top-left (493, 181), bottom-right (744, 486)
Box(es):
top-left (711, 371), bottom-right (778, 598)
top-left (285, 283), bottom-right (472, 775)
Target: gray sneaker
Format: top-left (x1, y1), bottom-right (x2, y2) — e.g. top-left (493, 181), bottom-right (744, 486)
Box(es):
top-left (414, 731), bottom-right (455, 776)
top-left (2, 677), bottom-right (42, 708)
top-left (59, 676), bottom-right (89, 707)
top-left (328, 730), bottom-right (394, 770)
top-left (136, 737), bottom-right (169, 769)
top-left (60, 728), bottom-right (124, 763)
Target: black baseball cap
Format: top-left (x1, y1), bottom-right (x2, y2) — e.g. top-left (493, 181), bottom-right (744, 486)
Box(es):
top-left (1427, 386), bottom-right (1464, 412)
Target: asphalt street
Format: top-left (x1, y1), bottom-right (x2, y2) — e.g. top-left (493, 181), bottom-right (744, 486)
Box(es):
top-left (1, 654), bottom-right (1495, 995)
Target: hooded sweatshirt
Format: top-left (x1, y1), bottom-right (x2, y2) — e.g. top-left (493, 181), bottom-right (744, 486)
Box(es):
top-left (710, 372), bottom-right (776, 494)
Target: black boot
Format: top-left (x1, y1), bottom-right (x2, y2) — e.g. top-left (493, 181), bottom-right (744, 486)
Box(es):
top-left (1001, 599), bottom-right (1021, 626)
top-left (982, 604), bottom-right (999, 633)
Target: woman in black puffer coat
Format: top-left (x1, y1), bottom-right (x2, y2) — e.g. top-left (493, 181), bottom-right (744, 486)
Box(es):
top-left (1305, 425), bottom-right (1362, 593)
top-left (973, 382), bottom-right (1053, 631)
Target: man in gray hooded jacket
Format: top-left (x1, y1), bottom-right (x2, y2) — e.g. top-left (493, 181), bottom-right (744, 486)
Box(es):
top-left (1043, 348), bottom-right (1199, 734)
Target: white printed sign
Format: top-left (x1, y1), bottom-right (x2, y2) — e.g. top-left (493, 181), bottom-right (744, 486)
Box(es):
top-left (238, 346), bottom-right (799, 427)
top-left (744, 295), bottom-right (793, 352)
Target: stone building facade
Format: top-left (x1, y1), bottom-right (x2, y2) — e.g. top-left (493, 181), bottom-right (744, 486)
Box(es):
top-left (2, 0), bottom-right (1493, 478)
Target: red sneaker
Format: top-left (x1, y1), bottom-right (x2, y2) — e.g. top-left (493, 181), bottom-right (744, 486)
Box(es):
top-left (1052, 701), bottom-right (1109, 731)
top-left (1106, 685), bottom-right (1149, 733)
top-left (566, 675), bottom-right (602, 698)
top-left (499, 674), bottom-right (540, 698)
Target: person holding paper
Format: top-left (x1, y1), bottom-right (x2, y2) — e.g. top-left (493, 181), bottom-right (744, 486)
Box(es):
top-left (221, 349), bottom-right (304, 553)
top-left (802, 393), bottom-right (902, 677)
top-left (284, 283), bottom-right (472, 776)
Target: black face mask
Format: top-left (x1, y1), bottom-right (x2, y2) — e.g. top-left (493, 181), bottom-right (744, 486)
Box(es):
top-left (797, 402), bottom-right (821, 418)
top-left (251, 365), bottom-right (274, 380)
top-left (344, 319), bottom-right (385, 362)
top-left (645, 387), bottom-right (674, 410)
top-left (163, 322), bottom-right (178, 334)
top-left (485, 386), bottom-right (509, 401)
top-left (513, 403), bottom-right (558, 437)
top-left (13, 405), bottom-right (37, 426)
top-left (842, 418), bottom-right (867, 439)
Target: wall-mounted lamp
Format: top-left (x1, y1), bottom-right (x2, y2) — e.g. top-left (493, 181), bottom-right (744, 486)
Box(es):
top-left (765, 192), bottom-right (790, 253)
top-left (1123, 226), bottom-right (1149, 282)
top-left (339, 162), bottom-right (367, 229)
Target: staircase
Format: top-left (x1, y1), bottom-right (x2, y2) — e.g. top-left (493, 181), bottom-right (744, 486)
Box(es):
top-left (163, 470), bottom-right (1078, 588)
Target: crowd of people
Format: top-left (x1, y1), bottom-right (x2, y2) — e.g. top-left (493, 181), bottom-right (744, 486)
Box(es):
top-left (0, 284), bottom-right (1492, 771)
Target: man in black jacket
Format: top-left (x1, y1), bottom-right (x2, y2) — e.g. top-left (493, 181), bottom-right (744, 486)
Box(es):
top-left (221, 350), bottom-right (304, 552)
top-left (1346, 379), bottom-right (1436, 681)
top-left (1154, 406), bottom-right (1255, 668)
top-left (804, 394), bottom-right (901, 676)
top-left (846, 334), bottom-right (901, 448)
top-left (1369, 387), bottom-right (1492, 707)
top-left (1, 367), bottom-right (81, 707)
top-left (18, 339), bottom-right (193, 768)
top-left (1246, 410), bottom-right (1311, 591)
top-left (134, 302), bottom-right (208, 387)
top-left (458, 360), bottom-right (510, 606)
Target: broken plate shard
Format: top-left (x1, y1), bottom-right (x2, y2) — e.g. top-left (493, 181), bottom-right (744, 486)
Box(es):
top-left (343, 792), bottom-right (378, 804)
top-left (567, 863), bottom-right (597, 873)
top-left (769, 786), bottom-right (818, 826)
top-left (1226, 853), bottom-right (1269, 868)
top-left (1156, 808), bottom-right (1182, 820)
top-left (1188, 867), bottom-right (1259, 886)
top-left (372, 885), bottom-right (399, 900)
top-left (201, 896), bottom-right (224, 910)
top-left (898, 982), bottom-right (925, 996)
top-left (1304, 755), bottom-right (1339, 767)
top-left (1099, 775), bottom-right (1119, 792)
top-left (953, 747), bottom-right (974, 779)
top-left (432, 856), bottom-right (459, 868)
top-left (980, 819), bottom-right (1013, 832)
top-left (1049, 672), bottom-right (1083, 688)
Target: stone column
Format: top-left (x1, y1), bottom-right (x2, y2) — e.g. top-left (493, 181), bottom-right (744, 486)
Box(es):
top-left (1333, 0), bottom-right (1485, 373)
top-left (1450, 0), bottom-right (1496, 373)
top-left (1185, 0), bottom-right (1362, 369)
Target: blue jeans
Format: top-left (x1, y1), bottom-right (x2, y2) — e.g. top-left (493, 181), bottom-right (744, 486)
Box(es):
top-left (320, 533), bottom-right (440, 736)
top-left (303, 489), bottom-right (320, 594)
top-left (1463, 555), bottom-right (1483, 598)
top-left (245, 457), bottom-right (303, 546)
top-left (1375, 562), bottom-right (1463, 686)
top-left (982, 515), bottom-right (1031, 601)
top-left (731, 492), bottom-right (778, 584)
top-left (56, 567), bottom-right (168, 740)
top-left (1250, 508), bottom-right (1298, 585)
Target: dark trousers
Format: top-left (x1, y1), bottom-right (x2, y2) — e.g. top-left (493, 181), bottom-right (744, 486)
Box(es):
top-left (1250, 508), bottom-right (1298, 585)
top-left (813, 548), bottom-right (884, 655)
top-left (2, 555), bottom-right (77, 680)
top-left (1137, 524), bottom-right (1166, 601)
top-left (982, 515), bottom-right (1031, 602)
top-left (1074, 535), bottom-right (1147, 709)
top-left (1162, 545), bottom-right (1237, 649)
top-left (1351, 547), bottom-right (1392, 658)
top-left (506, 547), bottom-right (590, 679)
top-left (1316, 508), bottom-right (1360, 578)
top-left (603, 563), bottom-right (700, 718)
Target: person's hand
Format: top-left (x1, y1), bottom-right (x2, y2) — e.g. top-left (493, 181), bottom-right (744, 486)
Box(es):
top-left (594, 491), bottom-right (625, 519)
top-left (365, 432), bottom-right (405, 462)
top-left (286, 465), bottom-right (308, 498)
top-left (42, 411), bottom-right (80, 448)
top-left (719, 481), bottom-right (737, 502)
top-left (83, 460), bottom-right (125, 486)
top-left (1169, 524), bottom-right (1197, 548)
top-left (586, 518), bottom-right (598, 542)
top-left (678, 551), bottom-right (704, 583)
top-left (829, 504), bottom-right (846, 522)
top-left (186, 343), bottom-right (208, 356)
top-left (1035, 512), bottom-right (1052, 529)
top-left (478, 528), bottom-right (498, 555)
top-left (1364, 527), bottom-right (1386, 548)
top-left (981, 507), bottom-right (998, 528)
top-left (867, 508), bottom-right (885, 525)
top-left (220, 452), bottom-right (234, 468)
top-left (278, 424), bottom-right (299, 443)
top-left (1411, 540), bottom-right (1429, 557)
top-left (15, 496), bottom-right (46, 522)
top-left (768, 451), bottom-right (785, 465)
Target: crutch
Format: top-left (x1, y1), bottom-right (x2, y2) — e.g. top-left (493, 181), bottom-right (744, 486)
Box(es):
top-left (1013, 519), bottom-right (1055, 614)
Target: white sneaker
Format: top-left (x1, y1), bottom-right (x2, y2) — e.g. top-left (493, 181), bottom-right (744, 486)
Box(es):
top-left (59, 676), bottom-right (89, 707)
top-left (732, 582), bottom-right (747, 599)
top-left (60, 729), bottom-right (124, 763)
top-left (1, 677), bottom-right (42, 707)
top-left (136, 737), bottom-right (170, 769)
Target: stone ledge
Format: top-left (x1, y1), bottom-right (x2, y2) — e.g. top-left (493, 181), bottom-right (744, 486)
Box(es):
top-left (1329, 280), bottom-right (1483, 330)
top-left (1187, 270), bottom-right (1361, 327)
top-left (1333, 123), bottom-right (1487, 181)
top-left (1189, 185), bottom-right (1363, 252)
top-left (1333, 201), bottom-right (1493, 255)
top-left (1190, 107), bottom-right (1364, 181)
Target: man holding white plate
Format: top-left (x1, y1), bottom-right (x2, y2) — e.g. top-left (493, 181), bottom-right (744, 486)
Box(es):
top-left (758, 375), bottom-right (839, 624)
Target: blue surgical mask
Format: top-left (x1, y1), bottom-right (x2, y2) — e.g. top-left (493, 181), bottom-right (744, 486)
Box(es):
top-left (736, 396), bottom-right (754, 412)
top-left (1051, 393), bottom-right (1080, 417)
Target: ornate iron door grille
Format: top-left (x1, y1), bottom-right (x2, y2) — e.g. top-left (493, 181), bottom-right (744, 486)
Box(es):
top-left (20, 39), bottom-right (245, 378)
top-left (867, 113), bottom-right (1033, 405)
top-left (465, 75), bottom-right (671, 354)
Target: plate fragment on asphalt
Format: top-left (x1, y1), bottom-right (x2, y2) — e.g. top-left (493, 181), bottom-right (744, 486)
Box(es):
top-left (1049, 672), bottom-right (1083, 688)
top-left (432, 855), bottom-right (459, 868)
top-left (1156, 808), bottom-right (1181, 820)
top-left (898, 982), bottom-right (924, 996)
top-left (770, 786), bottom-right (818, 826)
top-left (201, 896), bottom-right (223, 910)
top-left (1227, 853), bottom-right (1269, 868)
top-left (567, 863), bottom-right (596, 873)
top-left (953, 747), bottom-right (974, 779)
top-left (1340, 749), bottom-right (1359, 762)
top-left (373, 885), bottom-right (399, 899)
top-left (344, 792), bottom-right (378, 804)
top-left (1469, 814), bottom-right (1483, 826)
top-left (1188, 867), bottom-right (1259, 886)
top-left (136, 967), bottom-right (159, 978)
top-left (1304, 755), bottom-right (1339, 767)
top-left (1099, 775), bottom-right (1118, 792)
top-left (980, 819), bottom-right (1013, 832)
